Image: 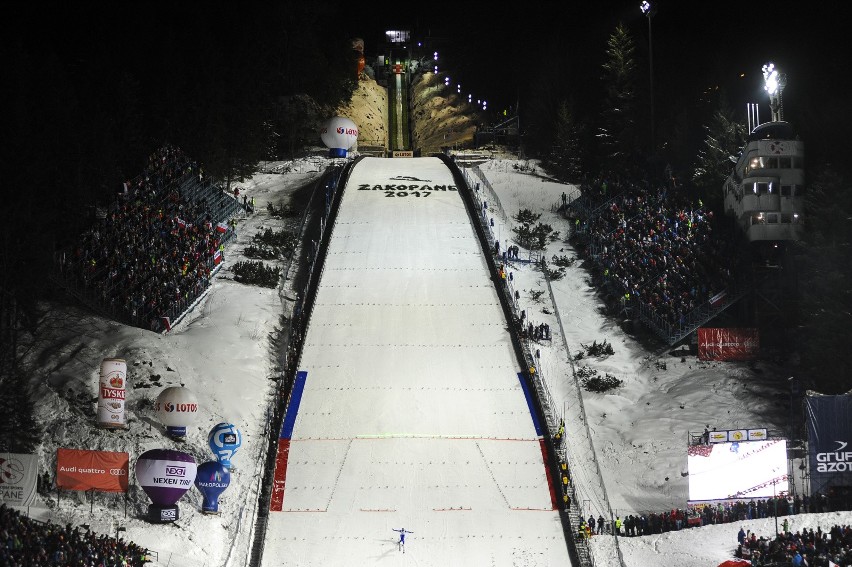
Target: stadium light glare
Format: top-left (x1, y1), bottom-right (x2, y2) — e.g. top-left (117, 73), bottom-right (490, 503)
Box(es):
top-left (640, 1), bottom-right (651, 15)
top-left (763, 63), bottom-right (779, 95)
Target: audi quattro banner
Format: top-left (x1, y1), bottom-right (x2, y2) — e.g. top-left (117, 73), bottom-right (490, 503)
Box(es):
top-left (698, 328), bottom-right (759, 361)
top-left (805, 394), bottom-right (852, 494)
top-left (0, 453), bottom-right (38, 506)
top-left (56, 448), bottom-right (129, 493)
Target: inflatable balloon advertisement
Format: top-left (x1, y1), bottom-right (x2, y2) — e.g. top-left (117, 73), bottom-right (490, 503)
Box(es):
top-left (97, 358), bottom-right (127, 429)
top-left (135, 449), bottom-right (197, 523)
top-left (194, 461), bottom-right (231, 514)
top-left (320, 116), bottom-right (358, 158)
top-left (154, 386), bottom-right (199, 438)
top-left (208, 423), bottom-right (242, 469)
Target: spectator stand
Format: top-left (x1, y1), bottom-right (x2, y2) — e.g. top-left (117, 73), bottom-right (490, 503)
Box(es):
top-left (565, 178), bottom-right (749, 346)
top-left (51, 145), bottom-right (241, 334)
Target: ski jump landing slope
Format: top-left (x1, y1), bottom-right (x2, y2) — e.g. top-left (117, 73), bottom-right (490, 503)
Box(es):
top-left (262, 157), bottom-right (571, 566)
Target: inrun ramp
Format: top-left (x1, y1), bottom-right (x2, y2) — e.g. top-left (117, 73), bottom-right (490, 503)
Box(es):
top-left (262, 157), bottom-right (571, 566)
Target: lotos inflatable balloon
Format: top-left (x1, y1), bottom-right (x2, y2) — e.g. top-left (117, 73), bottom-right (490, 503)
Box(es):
top-left (319, 116), bottom-right (358, 158)
top-left (208, 423), bottom-right (242, 469)
top-left (135, 449), bottom-right (197, 523)
top-left (154, 386), bottom-right (199, 438)
top-left (194, 461), bottom-right (231, 514)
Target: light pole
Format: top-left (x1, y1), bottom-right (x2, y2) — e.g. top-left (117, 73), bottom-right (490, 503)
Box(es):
top-left (772, 479), bottom-right (778, 535)
top-left (640, 1), bottom-right (656, 151)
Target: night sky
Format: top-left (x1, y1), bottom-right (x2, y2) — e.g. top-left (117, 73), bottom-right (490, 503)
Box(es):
top-left (340, 0), bottom-right (849, 158)
top-left (11, 1), bottom-right (851, 165)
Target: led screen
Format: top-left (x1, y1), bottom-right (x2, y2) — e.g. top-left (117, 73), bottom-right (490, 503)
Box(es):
top-left (687, 439), bottom-right (788, 502)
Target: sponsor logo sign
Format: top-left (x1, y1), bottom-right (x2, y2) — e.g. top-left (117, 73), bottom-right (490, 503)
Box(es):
top-left (747, 428), bottom-right (768, 441)
top-left (729, 429), bottom-right (748, 442)
top-left (815, 441), bottom-right (852, 472)
top-left (0, 453), bottom-right (38, 506)
top-left (56, 448), bottom-right (129, 493)
top-left (806, 394), bottom-right (852, 493)
top-left (697, 328), bottom-right (759, 361)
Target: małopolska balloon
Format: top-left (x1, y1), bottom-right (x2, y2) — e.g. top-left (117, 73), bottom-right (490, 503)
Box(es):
top-left (208, 423), bottom-right (242, 469)
top-left (194, 461), bottom-right (231, 514)
top-left (319, 116), bottom-right (358, 158)
top-left (154, 386), bottom-right (199, 438)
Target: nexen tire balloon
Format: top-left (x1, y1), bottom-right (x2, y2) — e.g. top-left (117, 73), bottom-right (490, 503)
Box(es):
top-left (135, 449), bottom-right (197, 523)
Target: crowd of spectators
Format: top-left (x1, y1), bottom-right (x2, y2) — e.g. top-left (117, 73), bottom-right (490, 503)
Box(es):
top-left (604, 493), bottom-right (840, 539)
top-left (56, 145), bottom-right (237, 333)
top-left (736, 523), bottom-right (852, 566)
top-left (0, 504), bottom-right (148, 566)
top-left (569, 174), bottom-right (740, 330)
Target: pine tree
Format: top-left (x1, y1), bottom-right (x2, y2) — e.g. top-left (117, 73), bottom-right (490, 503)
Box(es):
top-left (693, 94), bottom-right (747, 195)
top-left (547, 100), bottom-right (584, 182)
top-left (596, 23), bottom-right (640, 173)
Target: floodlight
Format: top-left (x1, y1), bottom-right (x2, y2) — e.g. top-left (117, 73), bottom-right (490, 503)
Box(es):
top-left (433, 51), bottom-right (438, 61)
top-left (762, 63), bottom-right (778, 95)
top-left (640, 1), bottom-right (651, 15)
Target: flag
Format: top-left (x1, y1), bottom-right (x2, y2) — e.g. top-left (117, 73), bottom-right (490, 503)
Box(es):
top-left (216, 221), bottom-right (228, 233)
top-left (161, 317), bottom-right (171, 332)
top-left (709, 290), bottom-right (727, 308)
top-left (177, 217), bottom-right (186, 228)
top-left (213, 250), bottom-right (222, 265)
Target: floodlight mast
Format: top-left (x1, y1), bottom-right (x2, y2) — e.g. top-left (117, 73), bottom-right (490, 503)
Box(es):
top-left (762, 62), bottom-right (787, 122)
top-left (640, 1), bottom-right (656, 150)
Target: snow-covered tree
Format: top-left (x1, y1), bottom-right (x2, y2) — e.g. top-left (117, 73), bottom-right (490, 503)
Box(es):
top-left (547, 100), bottom-right (584, 182)
top-left (693, 97), bottom-right (747, 189)
top-left (596, 23), bottom-right (640, 172)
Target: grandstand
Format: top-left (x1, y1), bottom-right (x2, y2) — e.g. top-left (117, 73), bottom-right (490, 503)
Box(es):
top-left (51, 146), bottom-right (242, 333)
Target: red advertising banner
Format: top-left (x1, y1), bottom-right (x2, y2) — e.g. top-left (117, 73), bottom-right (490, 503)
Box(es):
top-left (56, 448), bottom-right (129, 493)
top-left (698, 328), bottom-right (759, 361)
